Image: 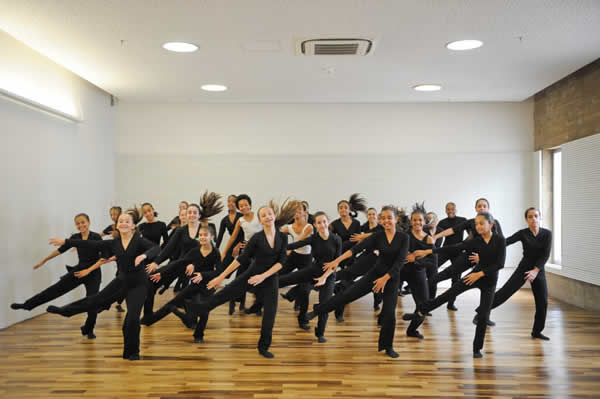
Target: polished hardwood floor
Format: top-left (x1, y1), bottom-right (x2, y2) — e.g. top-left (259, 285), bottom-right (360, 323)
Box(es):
top-left (1, 287), bottom-right (599, 398)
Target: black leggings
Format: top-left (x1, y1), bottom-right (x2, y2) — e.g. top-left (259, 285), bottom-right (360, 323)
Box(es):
top-left (201, 266), bottom-right (278, 351)
top-left (476, 262), bottom-right (548, 334)
top-left (313, 267), bottom-right (400, 351)
top-left (49, 271), bottom-right (148, 358)
top-left (144, 281), bottom-right (213, 339)
top-left (21, 266), bottom-right (101, 333)
top-left (409, 271), bottom-right (498, 352)
top-left (431, 252), bottom-right (470, 306)
top-left (279, 264), bottom-right (335, 336)
top-left (401, 266), bottom-right (430, 312)
top-left (335, 252), bottom-right (379, 315)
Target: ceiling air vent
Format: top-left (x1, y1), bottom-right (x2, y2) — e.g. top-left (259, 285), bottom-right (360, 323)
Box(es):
top-left (297, 38), bottom-right (373, 56)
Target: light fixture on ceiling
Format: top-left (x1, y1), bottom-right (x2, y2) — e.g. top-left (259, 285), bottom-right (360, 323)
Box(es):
top-left (446, 39), bottom-right (483, 51)
top-left (201, 84), bottom-right (228, 92)
top-left (162, 42), bottom-right (199, 53)
top-left (413, 84), bottom-right (442, 92)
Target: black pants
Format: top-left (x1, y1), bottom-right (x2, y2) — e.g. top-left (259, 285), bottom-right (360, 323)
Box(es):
top-left (431, 252), bottom-right (470, 306)
top-left (50, 271), bottom-right (148, 358)
top-left (476, 262), bottom-right (548, 335)
top-left (409, 271), bottom-right (498, 352)
top-left (335, 252), bottom-right (379, 315)
top-left (279, 264), bottom-right (335, 336)
top-left (402, 266), bottom-right (430, 312)
top-left (202, 266), bottom-right (278, 351)
top-left (314, 267), bottom-right (400, 351)
top-left (145, 281), bottom-right (213, 339)
top-left (22, 266), bottom-right (101, 333)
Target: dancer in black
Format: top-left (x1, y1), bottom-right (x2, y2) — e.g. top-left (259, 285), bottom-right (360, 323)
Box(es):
top-left (46, 208), bottom-right (160, 360)
top-left (306, 206), bottom-right (409, 358)
top-left (168, 201), bottom-right (189, 230)
top-left (101, 206), bottom-right (121, 238)
top-left (139, 203), bottom-right (169, 246)
top-left (423, 211), bottom-right (444, 300)
top-left (187, 200), bottom-right (298, 358)
top-left (407, 212), bottom-right (506, 358)
top-left (216, 194), bottom-right (244, 260)
top-left (330, 193), bottom-right (367, 321)
top-left (144, 226), bottom-right (223, 343)
top-left (429, 198), bottom-right (502, 317)
top-left (400, 203), bottom-right (436, 328)
top-left (473, 207), bottom-right (552, 340)
top-left (279, 211), bottom-right (341, 341)
top-left (302, 201), bottom-right (315, 224)
top-left (11, 213), bottom-right (109, 339)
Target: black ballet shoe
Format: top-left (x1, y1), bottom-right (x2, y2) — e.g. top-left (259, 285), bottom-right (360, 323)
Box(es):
top-left (115, 304), bottom-right (125, 313)
top-left (128, 354), bottom-right (141, 361)
top-left (315, 328), bottom-right (327, 343)
top-left (402, 313), bottom-right (415, 321)
top-left (407, 330), bottom-right (424, 339)
top-left (447, 304), bottom-right (458, 311)
top-left (245, 303), bottom-right (262, 315)
top-left (305, 311), bottom-right (317, 321)
top-left (334, 308), bottom-right (344, 322)
top-left (531, 332), bottom-right (550, 341)
top-left (373, 303), bottom-right (380, 311)
top-left (228, 300), bottom-right (236, 315)
top-left (86, 332), bottom-right (96, 339)
top-left (472, 315), bottom-right (496, 327)
top-left (473, 351), bottom-right (483, 359)
top-left (80, 326), bottom-right (96, 339)
top-left (46, 305), bottom-right (64, 316)
top-left (10, 303), bottom-right (25, 310)
top-left (385, 348), bottom-right (400, 358)
top-left (299, 323), bottom-right (310, 331)
top-left (280, 292), bottom-right (294, 303)
top-left (194, 337), bottom-right (204, 343)
top-left (258, 349), bottom-right (275, 358)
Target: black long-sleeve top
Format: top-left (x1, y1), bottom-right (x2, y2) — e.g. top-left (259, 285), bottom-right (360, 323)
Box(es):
top-left (216, 212), bottom-right (244, 248)
top-left (433, 233), bottom-right (506, 276)
top-left (360, 222), bottom-right (383, 234)
top-left (506, 228), bottom-right (552, 271)
top-left (158, 246), bottom-right (224, 283)
top-left (331, 218), bottom-right (361, 252)
top-left (288, 232), bottom-right (342, 267)
top-left (138, 221), bottom-right (169, 246)
top-left (350, 230), bottom-right (409, 280)
top-left (405, 232), bottom-right (436, 271)
top-left (64, 232), bottom-right (159, 274)
top-left (236, 230), bottom-right (288, 274)
top-left (154, 225), bottom-right (201, 265)
top-left (102, 224), bottom-right (116, 236)
top-left (57, 231), bottom-right (106, 270)
top-left (437, 216), bottom-right (467, 246)
top-left (455, 217), bottom-right (504, 240)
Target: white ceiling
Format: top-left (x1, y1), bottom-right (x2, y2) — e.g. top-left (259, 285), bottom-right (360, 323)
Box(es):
top-left (1, 0), bottom-right (599, 103)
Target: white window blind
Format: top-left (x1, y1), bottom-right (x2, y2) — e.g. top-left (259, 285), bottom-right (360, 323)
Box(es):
top-left (559, 133), bottom-right (600, 286)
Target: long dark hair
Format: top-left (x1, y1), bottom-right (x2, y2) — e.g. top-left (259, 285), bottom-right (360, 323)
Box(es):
top-left (338, 193), bottom-right (367, 218)
top-left (199, 191), bottom-right (224, 220)
top-left (258, 199), bottom-right (301, 229)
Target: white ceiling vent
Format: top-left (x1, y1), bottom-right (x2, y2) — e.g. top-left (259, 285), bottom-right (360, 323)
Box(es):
top-left (296, 38), bottom-right (373, 56)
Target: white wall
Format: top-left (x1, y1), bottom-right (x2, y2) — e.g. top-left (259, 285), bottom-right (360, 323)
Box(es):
top-left (116, 101), bottom-right (535, 269)
top-left (0, 31), bottom-right (116, 329)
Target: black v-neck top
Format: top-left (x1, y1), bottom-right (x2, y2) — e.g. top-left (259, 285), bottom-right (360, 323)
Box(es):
top-left (351, 230), bottom-right (409, 279)
top-left (237, 230), bottom-right (288, 274)
top-left (405, 231), bottom-right (436, 271)
top-left (154, 225), bottom-right (201, 264)
top-left (331, 218), bottom-right (361, 252)
top-left (506, 228), bottom-right (552, 271)
top-left (139, 221), bottom-right (169, 246)
top-left (216, 212), bottom-right (244, 248)
top-left (288, 232), bottom-right (342, 267)
top-left (433, 233), bottom-right (506, 276)
top-left (58, 231), bottom-right (106, 270)
top-left (65, 232), bottom-right (159, 274)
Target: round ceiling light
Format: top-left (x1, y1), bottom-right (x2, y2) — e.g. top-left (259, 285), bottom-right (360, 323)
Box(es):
top-left (162, 42), bottom-right (199, 53)
top-left (201, 84), bottom-right (228, 92)
top-left (413, 84), bottom-right (442, 92)
top-left (446, 39), bottom-right (483, 51)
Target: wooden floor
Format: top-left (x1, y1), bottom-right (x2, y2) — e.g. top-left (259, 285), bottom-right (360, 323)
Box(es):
top-left (1, 288), bottom-right (600, 399)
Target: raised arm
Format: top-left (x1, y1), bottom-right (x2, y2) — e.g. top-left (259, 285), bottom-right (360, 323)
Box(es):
top-left (216, 217), bottom-right (227, 248)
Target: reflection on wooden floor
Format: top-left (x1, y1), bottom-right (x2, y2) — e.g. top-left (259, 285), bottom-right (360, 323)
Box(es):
top-left (1, 287), bottom-right (599, 398)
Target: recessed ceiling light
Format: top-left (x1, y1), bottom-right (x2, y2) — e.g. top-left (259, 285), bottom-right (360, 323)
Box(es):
top-left (413, 84), bottom-right (442, 92)
top-left (201, 84), bottom-right (228, 92)
top-left (162, 42), bottom-right (198, 53)
top-left (446, 39), bottom-right (483, 51)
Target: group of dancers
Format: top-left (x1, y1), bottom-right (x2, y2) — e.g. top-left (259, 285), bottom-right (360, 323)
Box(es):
top-left (10, 193), bottom-right (552, 360)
